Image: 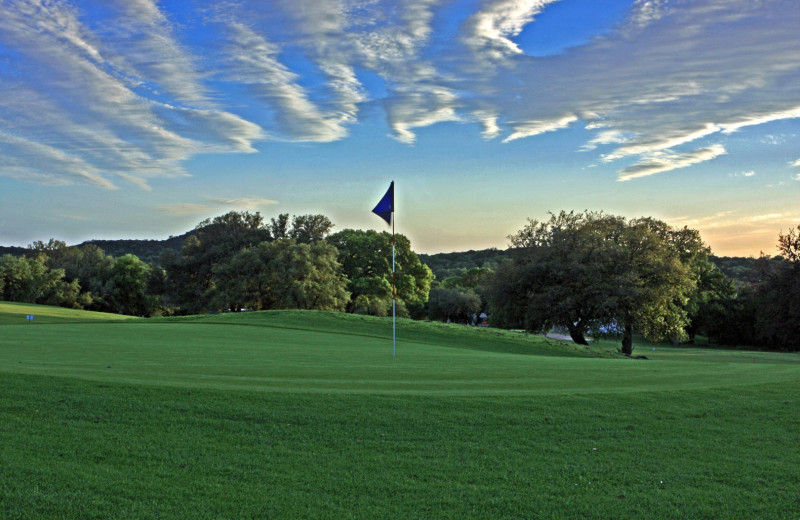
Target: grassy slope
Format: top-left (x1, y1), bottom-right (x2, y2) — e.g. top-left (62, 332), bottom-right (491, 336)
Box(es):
top-left (1, 304), bottom-right (799, 518)
top-left (0, 301), bottom-right (139, 325)
top-left (2, 308), bottom-right (798, 395)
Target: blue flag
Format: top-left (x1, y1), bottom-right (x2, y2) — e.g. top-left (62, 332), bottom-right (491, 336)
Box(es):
top-left (372, 181), bottom-right (393, 225)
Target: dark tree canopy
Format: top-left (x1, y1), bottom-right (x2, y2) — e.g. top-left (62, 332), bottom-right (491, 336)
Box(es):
top-left (210, 239), bottom-right (349, 312)
top-left (487, 211), bottom-right (701, 354)
top-left (428, 286), bottom-right (482, 323)
top-left (162, 211), bottom-right (270, 314)
top-left (778, 225), bottom-right (800, 262)
top-left (328, 229), bottom-right (433, 317)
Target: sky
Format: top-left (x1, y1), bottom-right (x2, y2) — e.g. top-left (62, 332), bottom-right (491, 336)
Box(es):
top-left (0, 0), bottom-right (798, 257)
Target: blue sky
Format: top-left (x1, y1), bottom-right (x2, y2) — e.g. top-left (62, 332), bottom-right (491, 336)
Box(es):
top-left (1, 0), bottom-right (798, 256)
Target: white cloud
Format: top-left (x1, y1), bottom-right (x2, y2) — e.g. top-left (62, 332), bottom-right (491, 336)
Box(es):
top-left (209, 197), bottom-right (279, 210)
top-left (720, 106), bottom-right (800, 135)
top-left (0, 129), bottom-right (118, 189)
top-left (385, 87), bottom-right (461, 144)
top-left (346, 0), bottom-right (458, 143)
top-left (220, 21), bottom-right (351, 142)
top-left (480, 0), bottom-right (800, 177)
top-left (622, 0), bottom-right (670, 34)
top-left (101, 0), bottom-right (210, 105)
top-left (158, 197), bottom-right (279, 217)
top-left (157, 203), bottom-right (214, 217)
top-left (580, 130), bottom-right (630, 152)
top-left (617, 144), bottom-right (727, 182)
top-left (503, 114), bottom-right (578, 143)
top-left (0, 0), bottom-right (264, 189)
top-left (461, 0), bottom-right (559, 64)
top-left (2, 0), bottom-right (800, 188)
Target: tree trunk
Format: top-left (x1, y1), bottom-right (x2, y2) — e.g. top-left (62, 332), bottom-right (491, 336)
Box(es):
top-left (566, 323), bottom-right (589, 345)
top-left (621, 323), bottom-right (633, 356)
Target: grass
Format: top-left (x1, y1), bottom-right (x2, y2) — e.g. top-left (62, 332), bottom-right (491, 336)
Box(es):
top-left (0, 301), bottom-right (139, 325)
top-left (1, 304), bottom-right (799, 518)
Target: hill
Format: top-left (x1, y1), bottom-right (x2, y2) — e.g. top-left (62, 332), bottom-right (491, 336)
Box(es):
top-left (0, 301), bottom-right (139, 325)
top-left (79, 231), bottom-right (194, 264)
top-left (2, 304), bottom-right (799, 518)
top-left (418, 248), bottom-right (508, 279)
top-left (1, 231), bottom-right (786, 288)
top-left (0, 231), bottom-right (194, 264)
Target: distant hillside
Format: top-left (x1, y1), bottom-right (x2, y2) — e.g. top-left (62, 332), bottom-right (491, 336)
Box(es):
top-left (0, 245), bottom-right (27, 257)
top-left (80, 231), bottom-right (194, 264)
top-left (419, 248), bottom-right (508, 280)
top-left (709, 254), bottom-right (787, 286)
top-left (2, 231), bottom-right (785, 285)
top-left (0, 231), bottom-right (194, 264)
top-left (418, 249), bottom-right (785, 287)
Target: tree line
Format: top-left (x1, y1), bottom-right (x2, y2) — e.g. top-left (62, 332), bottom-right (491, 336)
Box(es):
top-left (2, 210), bottom-right (798, 353)
top-left (0, 211), bottom-right (433, 320)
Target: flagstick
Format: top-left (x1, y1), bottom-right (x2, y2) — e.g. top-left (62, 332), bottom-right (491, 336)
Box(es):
top-left (392, 209), bottom-right (396, 358)
top-left (371, 180), bottom-right (396, 358)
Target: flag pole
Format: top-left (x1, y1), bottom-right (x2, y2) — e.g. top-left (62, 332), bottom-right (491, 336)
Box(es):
top-left (392, 202), bottom-right (396, 358)
top-left (371, 180), bottom-right (396, 357)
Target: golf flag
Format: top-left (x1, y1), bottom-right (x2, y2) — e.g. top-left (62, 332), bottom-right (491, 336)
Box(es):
top-left (372, 181), bottom-right (393, 225)
top-left (372, 181), bottom-right (397, 357)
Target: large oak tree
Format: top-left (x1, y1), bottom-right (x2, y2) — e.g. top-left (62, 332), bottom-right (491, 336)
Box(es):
top-left (486, 211), bottom-right (702, 355)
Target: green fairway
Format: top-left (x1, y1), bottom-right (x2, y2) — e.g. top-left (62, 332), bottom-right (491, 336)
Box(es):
top-left (3, 308), bottom-right (799, 395)
top-left (0, 301), bottom-right (139, 325)
top-left (2, 304), bottom-right (799, 518)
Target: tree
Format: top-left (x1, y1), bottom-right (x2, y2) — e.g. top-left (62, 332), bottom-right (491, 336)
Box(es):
top-left (290, 214), bottom-right (334, 243)
top-left (606, 218), bottom-right (695, 355)
top-left (270, 213), bottom-right (290, 239)
top-left (269, 213), bottom-right (333, 243)
top-left (44, 243), bottom-right (114, 311)
top-left (752, 225), bottom-right (800, 350)
top-left (778, 225), bottom-right (800, 262)
top-left (328, 229), bottom-right (433, 317)
top-left (428, 286), bottom-right (482, 323)
top-left (28, 239), bottom-right (69, 264)
top-left (488, 211), bottom-right (626, 344)
top-left (210, 239), bottom-right (349, 312)
top-left (163, 211), bottom-right (270, 313)
top-left (0, 254), bottom-right (81, 307)
top-left (105, 254), bottom-right (152, 315)
top-left (487, 211), bottom-right (699, 355)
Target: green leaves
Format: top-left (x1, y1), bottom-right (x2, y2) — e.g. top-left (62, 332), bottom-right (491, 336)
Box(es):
top-left (328, 229), bottom-right (433, 316)
top-left (491, 212), bottom-right (706, 354)
top-left (210, 239), bottom-right (350, 313)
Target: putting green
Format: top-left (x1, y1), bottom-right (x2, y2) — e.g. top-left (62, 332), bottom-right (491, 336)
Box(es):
top-left (3, 310), bottom-right (799, 395)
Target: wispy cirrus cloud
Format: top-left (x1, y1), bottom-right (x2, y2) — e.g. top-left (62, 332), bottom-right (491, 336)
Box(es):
top-left (480, 0), bottom-right (800, 179)
top-left (0, 0), bottom-right (263, 189)
top-left (350, 0), bottom-right (458, 143)
top-left (220, 21), bottom-right (352, 142)
top-left (157, 203), bottom-right (215, 217)
top-left (503, 114), bottom-right (578, 143)
top-left (461, 0), bottom-right (558, 64)
top-left (2, 0), bottom-right (800, 190)
top-left (100, 0), bottom-right (210, 105)
top-left (210, 197), bottom-right (279, 210)
top-left (158, 197), bottom-right (279, 217)
top-left (617, 145), bottom-right (727, 182)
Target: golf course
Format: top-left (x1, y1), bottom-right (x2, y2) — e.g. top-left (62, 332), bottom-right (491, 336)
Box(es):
top-left (1, 301), bottom-right (799, 519)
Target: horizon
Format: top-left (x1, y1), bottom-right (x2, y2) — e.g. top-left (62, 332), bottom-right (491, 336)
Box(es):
top-left (1, 0), bottom-right (798, 256)
top-left (0, 219), bottom-right (788, 260)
